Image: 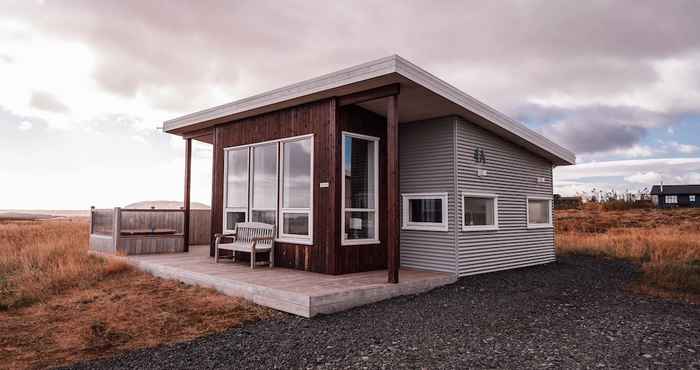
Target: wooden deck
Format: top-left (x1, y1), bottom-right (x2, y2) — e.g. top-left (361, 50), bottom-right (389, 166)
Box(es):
top-left (119, 245), bottom-right (457, 317)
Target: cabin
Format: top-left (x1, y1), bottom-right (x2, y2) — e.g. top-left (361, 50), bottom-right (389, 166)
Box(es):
top-left (163, 55), bottom-right (575, 283)
top-left (650, 184), bottom-right (700, 208)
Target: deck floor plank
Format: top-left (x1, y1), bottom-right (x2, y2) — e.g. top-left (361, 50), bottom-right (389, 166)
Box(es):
top-left (118, 245), bottom-right (456, 317)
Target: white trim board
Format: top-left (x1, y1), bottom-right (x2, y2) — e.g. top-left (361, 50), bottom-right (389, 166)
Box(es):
top-left (164, 55), bottom-right (575, 166)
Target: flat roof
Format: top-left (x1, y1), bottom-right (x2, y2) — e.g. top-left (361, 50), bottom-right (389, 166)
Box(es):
top-left (164, 55), bottom-right (575, 165)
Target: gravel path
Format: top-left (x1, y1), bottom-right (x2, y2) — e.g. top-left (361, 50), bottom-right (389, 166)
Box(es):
top-left (64, 256), bottom-right (700, 369)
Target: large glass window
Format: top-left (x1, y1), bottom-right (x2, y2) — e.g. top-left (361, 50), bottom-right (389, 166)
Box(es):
top-left (462, 193), bottom-right (498, 231)
top-left (280, 138), bottom-right (312, 239)
top-left (342, 132), bottom-right (379, 244)
top-left (251, 143), bottom-right (278, 227)
top-left (224, 148), bottom-right (249, 231)
top-left (223, 135), bottom-right (313, 243)
top-left (527, 197), bottom-right (552, 227)
top-left (402, 193), bottom-right (448, 231)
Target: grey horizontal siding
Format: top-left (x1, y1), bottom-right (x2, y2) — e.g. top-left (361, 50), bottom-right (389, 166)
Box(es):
top-left (455, 116), bottom-right (555, 277)
top-left (399, 118), bottom-right (456, 274)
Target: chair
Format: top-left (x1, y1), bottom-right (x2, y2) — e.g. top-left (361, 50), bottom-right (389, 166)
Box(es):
top-left (214, 222), bottom-right (275, 269)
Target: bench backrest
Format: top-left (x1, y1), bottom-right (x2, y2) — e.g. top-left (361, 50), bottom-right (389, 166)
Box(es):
top-left (235, 222), bottom-right (274, 248)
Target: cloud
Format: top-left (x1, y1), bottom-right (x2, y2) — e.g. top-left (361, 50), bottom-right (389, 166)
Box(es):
top-left (1, 1), bottom-right (699, 208)
top-left (528, 105), bottom-right (674, 155)
top-left (668, 141), bottom-right (699, 154)
top-left (30, 91), bottom-right (69, 113)
top-left (3, 0), bottom-right (700, 116)
top-left (624, 171), bottom-right (662, 184)
top-left (554, 157), bottom-right (700, 195)
top-left (18, 120), bottom-right (32, 131)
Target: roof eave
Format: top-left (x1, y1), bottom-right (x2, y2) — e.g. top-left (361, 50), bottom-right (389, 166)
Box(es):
top-left (163, 55), bottom-right (576, 166)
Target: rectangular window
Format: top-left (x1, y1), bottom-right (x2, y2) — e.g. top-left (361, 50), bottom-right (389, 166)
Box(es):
top-left (690, 195), bottom-right (696, 202)
top-left (251, 143), bottom-right (278, 227)
top-left (402, 193), bottom-right (448, 231)
top-left (223, 134), bottom-right (313, 243)
top-left (527, 196), bottom-right (552, 228)
top-left (666, 195), bottom-right (678, 204)
top-left (279, 137), bottom-right (313, 240)
top-left (462, 193), bottom-right (498, 231)
top-left (342, 132), bottom-right (379, 245)
top-left (224, 148), bottom-right (249, 232)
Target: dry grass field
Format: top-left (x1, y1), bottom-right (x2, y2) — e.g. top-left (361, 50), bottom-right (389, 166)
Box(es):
top-left (556, 205), bottom-right (700, 300)
top-left (0, 218), bottom-right (272, 370)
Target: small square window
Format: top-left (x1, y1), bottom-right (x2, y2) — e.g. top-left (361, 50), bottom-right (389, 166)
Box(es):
top-left (527, 197), bottom-right (552, 228)
top-left (402, 193), bottom-right (448, 231)
top-left (690, 195), bottom-right (696, 202)
top-left (462, 193), bottom-right (498, 231)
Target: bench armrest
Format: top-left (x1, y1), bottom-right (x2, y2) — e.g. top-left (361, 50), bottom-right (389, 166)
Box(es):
top-left (215, 232), bottom-right (237, 244)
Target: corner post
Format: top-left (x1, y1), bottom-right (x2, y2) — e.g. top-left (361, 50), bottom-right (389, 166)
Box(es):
top-left (89, 206), bottom-right (95, 235)
top-left (387, 94), bottom-right (400, 283)
top-left (113, 207), bottom-right (121, 253)
top-left (184, 138), bottom-right (192, 253)
top-left (210, 128), bottom-right (224, 257)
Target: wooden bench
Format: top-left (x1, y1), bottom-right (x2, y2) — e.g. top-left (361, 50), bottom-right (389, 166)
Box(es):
top-left (214, 222), bottom-right (275, 269)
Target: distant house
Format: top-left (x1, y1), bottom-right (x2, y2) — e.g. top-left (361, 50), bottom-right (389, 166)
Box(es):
top-left (554, 195), bottom-right (582, 210)
top-left (650, 185), bottom-right (700, 208)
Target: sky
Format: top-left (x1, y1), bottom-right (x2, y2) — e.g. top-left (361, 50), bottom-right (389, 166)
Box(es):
top-left (1, 1), bottom-right (699, 209)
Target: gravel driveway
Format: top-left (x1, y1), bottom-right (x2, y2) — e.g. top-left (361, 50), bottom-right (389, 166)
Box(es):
top-left (64, 256), bottom-right (699, 369)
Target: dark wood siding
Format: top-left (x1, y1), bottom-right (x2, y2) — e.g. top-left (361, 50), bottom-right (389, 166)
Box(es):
top-left (337, 105), bottom-right (388, 274)
top-left (208, 100), bottom-right (389, 274)
top-left (212, 99), bottom-right (335, 273)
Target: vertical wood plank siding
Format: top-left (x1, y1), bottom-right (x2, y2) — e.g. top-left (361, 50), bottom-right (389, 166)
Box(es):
top-left (337, 105), bottom-right (388, 274)
top-left (455, 116), bottom-right (555, 276)
top-left (398, 118), bottom-right (457, 273)
top-left (89, 209), bottom-right (211, 254)
top-left (215, 99), bottom-right (335, 273)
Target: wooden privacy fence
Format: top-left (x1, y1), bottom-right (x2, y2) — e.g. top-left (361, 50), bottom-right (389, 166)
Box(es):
top-left (89, 207), bottom-right (211, 255)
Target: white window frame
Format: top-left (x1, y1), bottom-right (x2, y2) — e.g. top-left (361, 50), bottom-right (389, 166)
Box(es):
top-left (690, 195), bottom-right (696, 203)
top-left (223, 134), bottom-right (314, 245)
top-left (341, 131), bottom-right (380, 246)
top-left (461, 192), bottom-right (499, 231)
top-left (223, 148), bottom-right (250, 233)
top-left (402, 193), bottom-right (449, 231)
top-left (665, 195), bottom-right (678, 204)
top-left (526, 196), bottom-right (553, 229)
top-left (250, 142), bottom-right (279, 227)
top-left (278, 136), bottom-right (314, 244)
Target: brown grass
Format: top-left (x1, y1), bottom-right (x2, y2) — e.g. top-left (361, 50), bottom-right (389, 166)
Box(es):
top-left (0, 219), bottom-right (273, 369)
top-left (556, 208), bottom-right (700, 299)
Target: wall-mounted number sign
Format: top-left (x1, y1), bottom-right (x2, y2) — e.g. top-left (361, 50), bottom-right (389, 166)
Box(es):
top-left (473, 147), bottom-right (486, 164)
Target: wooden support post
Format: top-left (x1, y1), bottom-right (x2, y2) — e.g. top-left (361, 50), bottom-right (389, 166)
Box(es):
top-left (183, 138), bottom-right (192, 253)
top-left (210, 128), bottom-right (224, 257)
top-left (89, 206), bottom-right (95, 235)
top-left (386, 94), bottom-right (400, 283)
top-left (113, 207), bottom-right (121, 253)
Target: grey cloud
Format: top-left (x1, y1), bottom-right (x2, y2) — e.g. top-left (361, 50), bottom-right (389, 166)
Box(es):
top-left (4, 0), bottom-right (699, 114)
top-left (527, 105), bottom-right (675, 154)
top-left (30, 91), bottom-right (69, 113)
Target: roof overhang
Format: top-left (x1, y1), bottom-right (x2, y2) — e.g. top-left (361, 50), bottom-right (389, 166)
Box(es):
top-left (164, 55), bottom-right (575, 165)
